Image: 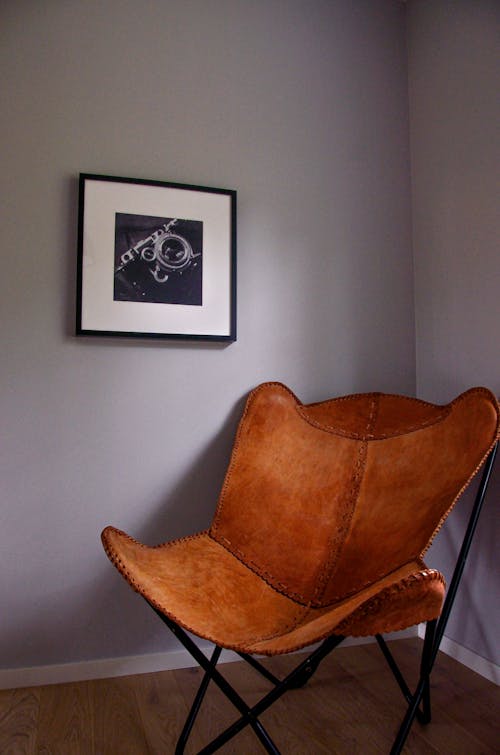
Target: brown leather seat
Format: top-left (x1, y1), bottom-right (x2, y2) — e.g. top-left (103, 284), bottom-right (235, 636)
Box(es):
top-left (102, 382), bottom-right (498, 652)
top-left (102, 382), bottom-right (499, 753)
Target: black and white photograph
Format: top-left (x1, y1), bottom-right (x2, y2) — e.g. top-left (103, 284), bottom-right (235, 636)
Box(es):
top-left (114, 213), bottom-right (203, 306)
top-left (76, 174), bottom-right (236, 341)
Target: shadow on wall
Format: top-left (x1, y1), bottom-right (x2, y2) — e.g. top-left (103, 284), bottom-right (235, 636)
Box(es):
top-left (1, 395), bottom-right (246, 673)
top-left (63, 174), bottom-right (79, 339)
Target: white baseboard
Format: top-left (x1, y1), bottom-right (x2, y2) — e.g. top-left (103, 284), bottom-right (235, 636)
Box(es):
top-left (0, 645), bottom-right (239, 691)
top-left (418, 625), bottom-right (499, 685)
top-left (5, 627), bottom-right (496, 689)
top-left (0, 628), bottom-right (416, 691)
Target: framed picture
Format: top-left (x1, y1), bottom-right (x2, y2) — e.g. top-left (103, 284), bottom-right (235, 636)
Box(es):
top-left (76, 174), bottom-right (236, 341)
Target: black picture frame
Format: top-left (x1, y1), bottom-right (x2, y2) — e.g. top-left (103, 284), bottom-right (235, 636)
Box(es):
top-left (76, 174), bottom-right (236, 342)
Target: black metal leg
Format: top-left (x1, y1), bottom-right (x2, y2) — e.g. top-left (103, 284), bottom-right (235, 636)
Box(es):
top-left (150, 602), bottom-right (345, 754)
top-left (419, 620), bottom-right (436, 725)
top-left (390, 622), bottom-right (433, 755)
top-left (389, 619), bottom-right (436, 754)
top-left (196, 633), bottom-right (345, 754)
top-left (376, 632), bottom-right (430, 725)
top-left (287, 657), bottom-right (322, 688)
top-left (430, 443), bottom-right (498, 670)
top-left (376, 635), bottom-right (414, 705)
top-left (390, 675), bottom-right (427, 755)
top-left (389, 444), bottom-right (498, 753)
top-left (237, 651), bottom-right (281, 686)
top-left (175, 645), bottom-right (222, 754)
top-left (199, 713), bottom-right (281, 755)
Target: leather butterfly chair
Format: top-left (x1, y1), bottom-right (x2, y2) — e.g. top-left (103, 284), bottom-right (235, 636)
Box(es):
top-left (102, 382), bottom-right (499, 754)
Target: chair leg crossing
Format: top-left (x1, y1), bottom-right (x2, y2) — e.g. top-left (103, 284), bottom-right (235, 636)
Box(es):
top-left (161, 614), bottom-right (437, 754)
top-left (151, 604), bottom-right (344, 754)
top-left (174, 645), bottom-right (222, 755)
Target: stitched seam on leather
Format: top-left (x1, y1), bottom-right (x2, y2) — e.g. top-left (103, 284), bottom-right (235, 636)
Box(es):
top-left (298, 386), bottom-right (499, 439)
top-left (307, 392), bottom-right (438, 409)
top-left (307, 387), bottom-right (498, 411)
top-left (102, 529), bottom-right (308, 646)
top-left (210, 382), bottom-right (317, 604)
top-left (102, 528), bottom-right (307, 610)
top-left (103, 533), bottom-right (442, 655)
top-left (322, 393), bottom-right (500, 600)
top-left (334, 570), bottom-right (445, 636)
top-left (298, 404), bottom-right (450, 440)
top-left (252, 569), bottom-right (445, 654)
top-left (210, 389), bottom-right (255, 534)
top-left (421, 390), bottom-right (499, 555)
top-left (104, 574), bottom-right (300, 654)
top-left (209, 384), bottom-right (499, 606)
top-left (100, 529), bottom-right (214, 603)
top-left (213, 532), bottom-right (311, 606)
top-left (102, 536), bottom-right (146, 597)
top-left (311, 396), bottom-right (377, 607)
top-left (451, 386), bottom-right (500, 412)
top-left (421, 437), bottom-right (499, 556)
top-left (210, 382), bottom-right (299, 534)
top-left (312, 441), bottom-right (367, 606)
top-left (103, 527), bottom-right (208, 550)
top-left (240, 603), bottom-right (313, 644)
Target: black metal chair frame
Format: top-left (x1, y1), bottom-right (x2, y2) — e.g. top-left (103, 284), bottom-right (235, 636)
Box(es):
top-left (147, 443), bottom-right (497, 755)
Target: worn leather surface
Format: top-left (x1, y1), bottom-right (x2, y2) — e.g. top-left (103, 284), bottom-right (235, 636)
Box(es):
top-left (102, 383), bottom-right (499, 655)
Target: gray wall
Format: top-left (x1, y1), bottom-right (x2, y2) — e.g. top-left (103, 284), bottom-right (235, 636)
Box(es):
top-left (408, 0), bottom-right (500, 664)
top-left (1, 1), bottom-right (414, 670)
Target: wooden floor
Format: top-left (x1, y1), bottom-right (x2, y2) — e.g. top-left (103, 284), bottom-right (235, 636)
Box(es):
top-left (1, 638), bottom-right (498, 754)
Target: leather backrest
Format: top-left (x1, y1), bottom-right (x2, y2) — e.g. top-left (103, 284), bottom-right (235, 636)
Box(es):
top-left (210, 383), bottom-right (499, 607)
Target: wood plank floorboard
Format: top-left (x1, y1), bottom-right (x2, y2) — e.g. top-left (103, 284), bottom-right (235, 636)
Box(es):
top-left (268, 653), bottom-right (394, 754)
top-left (0, 638), bottom-right (498, 754)
top-left (36, 681), bottom-right (93, 755)
top-left (0, 687), bottom-right (40, 755)
top-left (131, 668), bottom-right (192, 754)
top-left (88, 676), bottom-right (150, 755)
